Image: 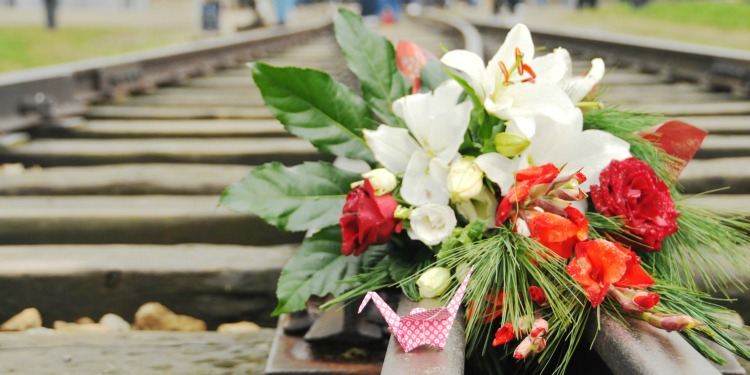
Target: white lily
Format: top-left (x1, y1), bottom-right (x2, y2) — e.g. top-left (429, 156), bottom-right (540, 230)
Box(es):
top-left (557, 48), bottom-right (606, 103)
top-left (477, 111), bottom-right (631, 194)
top-left (441, 24), bottom-right (579, 138)
top-left (363, 80), bottom-right (472, 206)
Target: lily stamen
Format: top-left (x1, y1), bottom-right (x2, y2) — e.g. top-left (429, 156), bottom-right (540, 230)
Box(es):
top-left (499, 62), bottom-right (511, 83)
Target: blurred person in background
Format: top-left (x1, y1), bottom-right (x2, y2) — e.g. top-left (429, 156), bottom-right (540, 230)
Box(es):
top-left (202, 0), bottom-right (221, 31)
top-left (493, 0), bottom-right (521, 17)
top-left (577, 0), bottom-right (596, 8)
top-left (275, 0), bottom-right (296, 24)
top-left (44, 0), bottom-right (58, 29)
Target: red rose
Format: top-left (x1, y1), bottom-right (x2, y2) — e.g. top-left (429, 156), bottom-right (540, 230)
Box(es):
top-left (566, 239), bottom-right (654, 308)
top-left (339, 180), bottom-right (400, 256)
top-left (590, 157), bottom-right (679, 250)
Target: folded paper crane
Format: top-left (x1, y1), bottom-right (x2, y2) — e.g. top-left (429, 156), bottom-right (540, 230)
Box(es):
top-left (358, 268), bottom-right (473, 352)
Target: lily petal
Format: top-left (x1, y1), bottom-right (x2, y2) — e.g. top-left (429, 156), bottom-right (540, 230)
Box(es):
top-left (401, 150), bottom-right (450, 206)
top-left (475, 152), bottom-right (519, 195)
top-left (441, 49), bottom-right (487, 98)
top-left (527, 48), bottom-right (568, 84)
top-left (563, 57), bottom-right (605, 103)
top-left (394, 81), bottom-right (472, 164)
top-left (486, 24), bottom-right (535, 91)
top-left (363, 125), bottom-right (419, 174)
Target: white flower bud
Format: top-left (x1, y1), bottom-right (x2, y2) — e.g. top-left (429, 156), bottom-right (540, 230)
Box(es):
top-left (447, 158), bottom-right (484, 202)
top-left (362, 168), bottom-right (397, 196)
top-left (455, 187), bottom-right (498, 227)
top-left (408, 203), bottom-right (457, 246)
top-left (417, 267), bottom-right (451, 298)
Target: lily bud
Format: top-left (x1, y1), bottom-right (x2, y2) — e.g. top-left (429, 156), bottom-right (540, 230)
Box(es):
top-left (448, 158), bottom-right (484, 202)
top-left (362, 168), bottom-right (397, 196)
top-left (641, 312), bottom-right (705, 332)
top-left (417, 267), bottom-right (452, 298)
top-left (494, 132), bottom-right (530, 158)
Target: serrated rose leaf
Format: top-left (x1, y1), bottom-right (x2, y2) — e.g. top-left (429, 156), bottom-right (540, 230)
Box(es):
top-left (334, 8), bottom-right (410, 126)
top-left (220, 161), bottom-right (361, 232)
top-left (250, 62), bottom-right (375, 163)
top-left (273, 226), bottom-right (388, 315)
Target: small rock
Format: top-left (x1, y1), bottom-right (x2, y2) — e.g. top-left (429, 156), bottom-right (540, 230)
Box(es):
top-left (53, 321), bottom-right (111, 333)
top-left (99, 313), bottom-right (131, 332)
top-left (1, 308), bottom-right (42, 332)
top-left (76, 317), bottom-right (95, 324)
top-left (134, 302), bottom-right (206, 332)
top-left (217, 321), bottom-right (261, 333)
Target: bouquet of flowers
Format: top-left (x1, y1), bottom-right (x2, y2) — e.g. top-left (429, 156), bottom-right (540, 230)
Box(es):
top-left (221, 9), bottom-right (750, 373)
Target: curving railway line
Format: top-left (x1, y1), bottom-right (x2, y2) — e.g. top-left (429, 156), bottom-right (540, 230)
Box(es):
top-left (0, 8), bottom-right (748, 373)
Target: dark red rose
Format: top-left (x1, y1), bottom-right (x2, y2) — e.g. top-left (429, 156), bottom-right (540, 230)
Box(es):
top-left (590, 158), bottom-right (679, 250)
top-left (339, 180), bottom-right (400, 256)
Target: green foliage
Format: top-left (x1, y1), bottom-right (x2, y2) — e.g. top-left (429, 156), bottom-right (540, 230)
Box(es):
top-left (649, 282), bottom-right (750, 362)
top-left (220, 161), bottom-right (361, 232)
top-left (427, 226), bottom-right (586, 374)
top-left (249, 62), bottom-right (375, 163)
top-left (334, 8), bottom-right (411, 126)
top-left (273, 226), bottom-right (388, 315)
top-left (644, 201), bottom-right (750, 293)
top-left (419, 60), bottom-right (450, 92)
top-left (583, 108), bottom-right (680, 186)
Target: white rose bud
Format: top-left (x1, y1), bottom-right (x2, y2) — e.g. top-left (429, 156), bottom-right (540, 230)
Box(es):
top-left (447, 158), bottom-right (484, 202)
top-left (408, 204), bottom-right (457, 246)
top-left (455, 187), bottom-right (498, 227)
top-left (417, 267), bottom-right (452, 298)
top-left (362, 168), bottom-right (397, 196)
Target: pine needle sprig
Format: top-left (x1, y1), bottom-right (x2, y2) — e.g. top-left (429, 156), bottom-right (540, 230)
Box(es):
top-left (644, 201), bottom-right (750, 294)
top-left (429, 226), bottom-right (589, 374)
top-left (650, 282), bottom-right (750, 362)
top-left (583, 108), bottom-right (681, 186)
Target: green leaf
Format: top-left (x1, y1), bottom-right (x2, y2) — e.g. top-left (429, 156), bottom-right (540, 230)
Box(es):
top-left (273, 226), bottom-right (388, 315)
top-left (220, 161), bottom-right (361, 232)
top-left (334, 8), bottom-right (410, 126)
top-left (250, 62), bottom-right (375, 163)
top-left (420, 60), bottom-right (450, 92)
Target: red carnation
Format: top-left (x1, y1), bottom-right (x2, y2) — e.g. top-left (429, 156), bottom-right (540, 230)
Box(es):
top-left (566, 239), bottom-right (655, 308)
top-left (339, 180), bottom-right (400, 256)
top-left (590, 157), bottom-right (679, 250)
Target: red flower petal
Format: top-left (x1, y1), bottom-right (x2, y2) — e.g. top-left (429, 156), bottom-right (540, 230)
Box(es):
top-left (492, 322), bottom-right (515, 346)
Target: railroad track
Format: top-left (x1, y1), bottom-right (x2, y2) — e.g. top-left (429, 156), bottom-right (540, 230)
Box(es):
top-left (0, 11), bottom-right (466, 373)
top-left (0, 9), bottom-right (748, 373)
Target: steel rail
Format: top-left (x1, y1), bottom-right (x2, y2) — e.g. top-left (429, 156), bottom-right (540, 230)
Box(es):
top-left (468, 18), bottom-right (750, 97)
top-left (0, 15), bottom-right (333, 135)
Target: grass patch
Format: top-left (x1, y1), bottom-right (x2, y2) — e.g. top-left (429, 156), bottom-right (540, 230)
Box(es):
top-left (0, 26), bottom-right (189, 73)
top-left (565, 1), bottom-right (750, 50)
top-left (603, 1), bottom-right (750, 31)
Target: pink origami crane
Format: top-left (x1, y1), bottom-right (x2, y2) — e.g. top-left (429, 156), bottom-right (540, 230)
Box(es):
top-left (358, 268), bottom-right (473, 352)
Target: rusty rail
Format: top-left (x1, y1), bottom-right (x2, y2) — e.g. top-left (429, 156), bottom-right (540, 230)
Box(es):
top-left (0, 15), bottom-right (332, 134)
